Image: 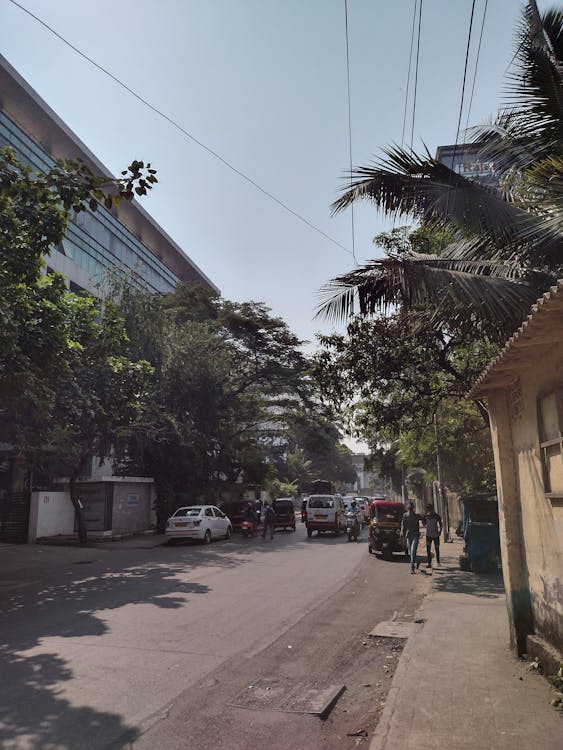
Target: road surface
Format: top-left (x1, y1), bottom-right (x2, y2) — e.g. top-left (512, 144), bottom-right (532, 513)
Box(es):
top-left (0, 527), bottom-right (427, 749)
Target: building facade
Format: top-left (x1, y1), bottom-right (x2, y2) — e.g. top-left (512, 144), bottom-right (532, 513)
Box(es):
top-left (435, 141), bottom-right (499, 189)
top-left (0, 54), bottom-right (219, 541)
top-left (0, 53), bottom-right (218, 297)
top-left (470, 283), bottom-right (563, 666)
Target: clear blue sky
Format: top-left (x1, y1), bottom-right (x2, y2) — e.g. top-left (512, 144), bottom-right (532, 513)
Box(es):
top-left (1, 0), bottom-right (552, 346)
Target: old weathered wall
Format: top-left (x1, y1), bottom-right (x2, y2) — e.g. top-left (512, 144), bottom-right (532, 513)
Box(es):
top-left (111, 480), bottom-right (152, 535)
top-left (505, 341), bottom-right (563, 652)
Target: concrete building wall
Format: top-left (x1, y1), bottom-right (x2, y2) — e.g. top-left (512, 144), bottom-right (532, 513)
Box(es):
top-left (28, 491), bottom-right (74, 543)
top-left (506, 344), bottom-right (563, 651)
top-left (111, 481), bottom-right (152, 535)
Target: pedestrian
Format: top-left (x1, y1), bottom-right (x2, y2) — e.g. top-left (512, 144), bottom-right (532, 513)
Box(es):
top-left (262, 501), bottom-right (275, 540)
top-left (244, 502), bottom-right (257, 536)
top-left (401, 501), bottom-right (422, 574)
top-left (423, 503), bottom-right (443, 568)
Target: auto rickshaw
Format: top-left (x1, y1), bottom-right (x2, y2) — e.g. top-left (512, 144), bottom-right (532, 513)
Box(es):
top-left (458, 494), bottom-right (500, 573)
top-left (368, 500), bottom-right (406, 559)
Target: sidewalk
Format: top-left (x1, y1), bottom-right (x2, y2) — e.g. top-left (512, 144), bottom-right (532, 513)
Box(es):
top-left (370, 539), bottom-right (562, 750)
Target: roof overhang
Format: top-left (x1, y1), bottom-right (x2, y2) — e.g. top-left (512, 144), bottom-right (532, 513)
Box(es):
top-left (469, 280), bottom-right (563, 399)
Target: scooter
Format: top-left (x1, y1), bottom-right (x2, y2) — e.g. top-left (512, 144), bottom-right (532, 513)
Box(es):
top-left (346, 512), bottom-right (360, 542)
top-left (241, 520), bottom-right (257, 538)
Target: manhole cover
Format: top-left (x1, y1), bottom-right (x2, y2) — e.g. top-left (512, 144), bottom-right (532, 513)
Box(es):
top-left (279, 683), bottom-right (346, 717)
top-left (368, 620), bottom-right (419, 639)
top-left (229, 678), bottom-right (345, 718)
top-left (230, 677), bottom-right (293, 709)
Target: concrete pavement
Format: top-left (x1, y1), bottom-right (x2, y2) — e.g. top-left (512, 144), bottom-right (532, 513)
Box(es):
top-left (370, 538), bottom-right (562, 750)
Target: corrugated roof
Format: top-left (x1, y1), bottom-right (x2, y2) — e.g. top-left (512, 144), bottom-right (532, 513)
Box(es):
top-left (469, 280), bottom-right (563, 399)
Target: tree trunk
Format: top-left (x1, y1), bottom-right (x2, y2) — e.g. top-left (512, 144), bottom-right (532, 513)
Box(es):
top-left (69, 473), bottom-right (88, 544)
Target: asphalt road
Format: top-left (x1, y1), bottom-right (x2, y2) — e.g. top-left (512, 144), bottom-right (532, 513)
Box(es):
top-left (0, 527), bottom-right (427, 750)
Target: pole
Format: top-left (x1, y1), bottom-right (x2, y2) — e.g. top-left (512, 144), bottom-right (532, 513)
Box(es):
top-left (433, 411), bottom-right (450, 541)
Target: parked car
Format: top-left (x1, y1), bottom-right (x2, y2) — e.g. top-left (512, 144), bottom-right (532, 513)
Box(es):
top-left (272, 498), bottom-right (296, 531)
top-left (305, 495), bottom-right (346, 537)
top-left (165, 505), bottom-right (232, 544)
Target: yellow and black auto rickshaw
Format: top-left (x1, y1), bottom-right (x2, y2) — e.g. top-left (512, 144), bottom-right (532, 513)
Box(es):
top-left (368, 500), bottom-right (406, 559)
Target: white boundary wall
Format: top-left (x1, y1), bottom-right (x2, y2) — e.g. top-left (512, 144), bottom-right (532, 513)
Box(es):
top-left (28, 491), bottom-right (74, 543)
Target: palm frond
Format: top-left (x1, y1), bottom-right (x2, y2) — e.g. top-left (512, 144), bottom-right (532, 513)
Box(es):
top-left (504, 3), bottom-right (563, 147)
top-left (332, 146), bottom-right (533, 249)
top-left (316, 248), bottom-right (551, 340)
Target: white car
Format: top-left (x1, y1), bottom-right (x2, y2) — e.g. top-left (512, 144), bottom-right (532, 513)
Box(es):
top-left (165, 505), bottom-right (232, 544)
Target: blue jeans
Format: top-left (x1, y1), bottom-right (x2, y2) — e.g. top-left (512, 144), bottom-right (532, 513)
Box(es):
top-left (406, 532), bottom-right (420, 571)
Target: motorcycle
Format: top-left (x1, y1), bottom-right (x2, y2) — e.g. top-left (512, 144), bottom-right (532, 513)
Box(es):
top-left (241, 519), bottom-right (257, 538)
top-left (345, 512), bottom-right (361, 542)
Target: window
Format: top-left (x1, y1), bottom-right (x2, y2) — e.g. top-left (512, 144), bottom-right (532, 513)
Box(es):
top-left (205, 507), bottom-right (214, 517)
top-left (213, 508), bottom-right (225, 518)
top-left (537, 389), bottom-right (563, 495)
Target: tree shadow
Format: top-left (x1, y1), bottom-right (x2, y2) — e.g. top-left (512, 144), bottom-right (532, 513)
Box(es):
top-left (0, 554), bottom-right (213, 749)
top-left (432, 565), bottom-right (505, 599)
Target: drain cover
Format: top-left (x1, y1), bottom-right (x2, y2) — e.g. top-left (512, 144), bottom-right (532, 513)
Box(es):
top-left (229, 678), bottom-right (345, 718)
top-left (368, 620), bottom-right (419, 638)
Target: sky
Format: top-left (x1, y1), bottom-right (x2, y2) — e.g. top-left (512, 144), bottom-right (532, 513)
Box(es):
top-left (0, 0), bottom-right (553, 350)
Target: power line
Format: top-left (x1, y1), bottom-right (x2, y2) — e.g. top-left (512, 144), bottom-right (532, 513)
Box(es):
top-left (445, 0), bottom-right (477, 217)
top-left (464, 0), bottom-right (489, 141)
top-left (409, 0), bottom-right (423, 152)
top-left (7, 0), bottom-right (354, 258)
top-left (401, 0), bottom-right (419, 149)
top-left (344, 0), bottom-right (357, 264)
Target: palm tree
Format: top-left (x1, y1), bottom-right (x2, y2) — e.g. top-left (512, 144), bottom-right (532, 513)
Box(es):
top-left (319, 1), bottom-right (562, 342)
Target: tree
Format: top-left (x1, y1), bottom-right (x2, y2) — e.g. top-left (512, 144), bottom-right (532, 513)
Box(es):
top-left (0, 145), bottom-right (158, 539)
top-left (112, 285), bottom-right (316, 520)
top-left (46, 297), bottom-right (152, 543)
top-left (318, 2), bottom-right (562, 340)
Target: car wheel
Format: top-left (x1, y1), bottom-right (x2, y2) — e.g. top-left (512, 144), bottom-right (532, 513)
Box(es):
top-left (225, 525), bottom-right (232, 540)
top-left (203, 529), bottom-right (212, 545)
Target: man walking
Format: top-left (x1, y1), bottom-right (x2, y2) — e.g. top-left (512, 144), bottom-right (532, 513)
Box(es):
top-left (262, 501), bottom-right (275, 541)
top-left (401, 501), bottom-right (422, 574)
top-left (423, 503), bottom-right (443, 568)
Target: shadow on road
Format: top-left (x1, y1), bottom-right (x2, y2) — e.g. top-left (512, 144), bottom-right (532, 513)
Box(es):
top-left (0, 557), bottom-right (213, 749)
top-left (0, 526), bottom-right (361, 748)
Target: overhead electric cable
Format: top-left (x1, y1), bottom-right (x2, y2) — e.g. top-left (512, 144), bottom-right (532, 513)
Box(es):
top-left (7, 0), bottom-right (354, 257)
top-left (445, 0), bottom-right (477, 216)
top-left (409, 0), bottom-right (423, 152)
top-left (464, 0), bottom-right (489, 141)
top-left (344, 0), bottom-right (357, 264)
top-left (401, 0), bottom-right (419, 149)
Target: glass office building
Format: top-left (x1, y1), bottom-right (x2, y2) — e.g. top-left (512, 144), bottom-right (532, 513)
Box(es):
top-left (0, 54), bottom-right (218, 297)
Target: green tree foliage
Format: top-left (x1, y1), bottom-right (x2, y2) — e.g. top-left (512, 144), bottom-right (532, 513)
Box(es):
top-left (0, 146), bottom-right (158, 540)
top-left (112, 285), bottom-right (317, 521)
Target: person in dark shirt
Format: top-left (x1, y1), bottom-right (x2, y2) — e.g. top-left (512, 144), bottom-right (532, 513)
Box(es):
top-left (401, 502), bottom-right (423, 573)
top-left (262, 502), bottom-right (275, 540)
top-left (423, 503), bottom-right (443, 568)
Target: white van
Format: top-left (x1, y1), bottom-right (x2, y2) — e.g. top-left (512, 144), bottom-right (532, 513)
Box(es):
top-left (305, 495), bottom-right (346, 537)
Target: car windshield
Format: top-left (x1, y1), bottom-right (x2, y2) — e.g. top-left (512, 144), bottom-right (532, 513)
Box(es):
top-left (308, 496), bottom-right (334, 509)
top-left (173, 507), bottom-right (202, 517)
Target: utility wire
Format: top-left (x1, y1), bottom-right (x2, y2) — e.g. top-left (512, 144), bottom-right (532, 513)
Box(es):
top-left (344, 0), bottom-right (357, 264)
top-left (401, 0), bottom-right (419, 149)
top-left (464, 0), bottom-right (488, 141)
top-left (409, 0), bottom-right (423, 152)
top-left (445, 0), bottom-right (477, 216)
top-left (7, 0), bottom-right (354, 257)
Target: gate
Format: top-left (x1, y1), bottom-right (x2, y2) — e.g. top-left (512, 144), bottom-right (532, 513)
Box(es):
top-left (0, 491), bottom-right (31, 543)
